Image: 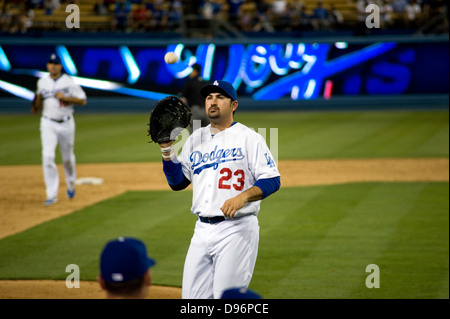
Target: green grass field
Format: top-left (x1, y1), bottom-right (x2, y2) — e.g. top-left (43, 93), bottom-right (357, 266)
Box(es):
top-left (0, 110), bottom-right (448, 165)
top-left (0, 110), bottom-right (448, 299)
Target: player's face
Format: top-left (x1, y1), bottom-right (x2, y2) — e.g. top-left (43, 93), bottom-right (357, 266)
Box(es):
top-left (205, 93), bottom-right (236, 120)
top-left (47, 62), bottom-right (63, 78)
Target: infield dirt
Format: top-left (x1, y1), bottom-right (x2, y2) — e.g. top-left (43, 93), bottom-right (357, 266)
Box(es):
top-left (0, 159), bottom-right (448, 299)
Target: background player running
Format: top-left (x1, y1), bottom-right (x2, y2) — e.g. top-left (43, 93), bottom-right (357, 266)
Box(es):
top-left (157, 80), bottom-right (280, 299)
top-left (32, 53), bottom-right (87, 206)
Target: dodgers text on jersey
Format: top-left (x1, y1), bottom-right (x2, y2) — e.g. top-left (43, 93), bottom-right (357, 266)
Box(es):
top-left (191, 145), bottom-right (245, 175)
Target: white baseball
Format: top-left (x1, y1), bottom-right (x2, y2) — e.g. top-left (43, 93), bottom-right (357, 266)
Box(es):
top-left (164, 52), bottom-right (178, 64)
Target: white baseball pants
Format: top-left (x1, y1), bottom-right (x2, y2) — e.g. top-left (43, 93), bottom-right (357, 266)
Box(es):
top-left (40, 116), bottom-right (76, 200)
top-left (182, 214), bottom-right (260, 299)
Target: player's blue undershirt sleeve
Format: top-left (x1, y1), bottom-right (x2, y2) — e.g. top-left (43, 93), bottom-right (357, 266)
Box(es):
top-left (162, 159), bottom-right (191, 191)
top-left (253, 176), bottom-right (281, 199)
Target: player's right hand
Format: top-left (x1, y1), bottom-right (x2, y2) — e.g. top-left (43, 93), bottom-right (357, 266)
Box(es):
top-left (31, 93), bottom-right (43, 114)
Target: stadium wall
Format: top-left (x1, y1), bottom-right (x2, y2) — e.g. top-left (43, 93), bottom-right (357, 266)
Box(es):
top-left (0, 34), bottom-right (448, 112)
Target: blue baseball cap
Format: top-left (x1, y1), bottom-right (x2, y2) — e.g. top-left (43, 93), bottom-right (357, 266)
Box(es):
top-left (47, 53), bottom-right (61, 64)
top-left (100, 237), bottom-right (156, 283)
top-left (221, 287), bottom-right (262, 299)
top-left (200, 80), bottom-right (238, 101)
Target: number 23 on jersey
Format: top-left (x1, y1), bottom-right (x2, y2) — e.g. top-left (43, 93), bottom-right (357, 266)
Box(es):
top-left (218, 168), bottom-right (245, 191)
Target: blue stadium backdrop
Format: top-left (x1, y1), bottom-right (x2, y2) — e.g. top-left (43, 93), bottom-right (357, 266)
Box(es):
top-left (0, 35), bottom-right (448, 111)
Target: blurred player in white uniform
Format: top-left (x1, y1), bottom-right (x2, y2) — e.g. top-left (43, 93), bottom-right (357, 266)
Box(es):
top-left (32, 54), bottom-right (87, 206)
top-left (158, 80), bottom-right (280, 299)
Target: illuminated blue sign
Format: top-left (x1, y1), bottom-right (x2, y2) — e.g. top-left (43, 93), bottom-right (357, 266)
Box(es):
top-left (0, 40), bottom-right (448, 101)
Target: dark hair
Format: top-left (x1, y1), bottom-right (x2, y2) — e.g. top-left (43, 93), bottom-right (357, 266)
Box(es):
top-left (103, 274), bottom-right (146, 296)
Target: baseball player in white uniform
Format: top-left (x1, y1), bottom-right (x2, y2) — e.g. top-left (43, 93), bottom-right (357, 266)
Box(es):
top-left (32, 54), bottom-right (87, 206)
top-left (158, 80), bottom-right (281, 299)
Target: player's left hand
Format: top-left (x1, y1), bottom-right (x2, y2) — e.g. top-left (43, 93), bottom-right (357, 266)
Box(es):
top-left (221, 186), bottom-right (263, 217)
top-left (220, 194), bottom-right (247, 218)
top-left (55, 91), bottom-right (69, 106)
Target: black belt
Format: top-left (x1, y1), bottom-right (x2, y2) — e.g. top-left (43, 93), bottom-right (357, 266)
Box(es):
top-left (44, 116), bottom-right (70, 123)
top-left (199, 216), bottom-right (226, 224)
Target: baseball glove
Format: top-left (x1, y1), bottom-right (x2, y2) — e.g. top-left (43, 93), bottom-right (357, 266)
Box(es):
top-left (147, 96), bottom-right (191, 143)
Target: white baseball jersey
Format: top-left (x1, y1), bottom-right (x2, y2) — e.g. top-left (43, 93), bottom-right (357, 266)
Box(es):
top-left (178, 122), bottom-right (280, 218)
top-left (37, 73), bottom-right (86, 202)
top-left (37, 74), bottom-right (86, 119)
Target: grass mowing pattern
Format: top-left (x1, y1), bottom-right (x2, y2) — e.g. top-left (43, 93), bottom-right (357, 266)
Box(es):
top-left (0, 110), bottom-right (448, 165)
top-left (254, 182), bottom-right (449, 299)
top-left (0, 183), bottom-right (447, 298)
top-left (1, 110), bottom-right (447, 298)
